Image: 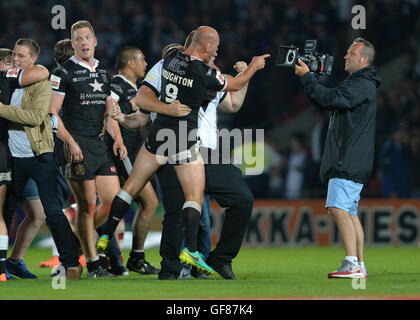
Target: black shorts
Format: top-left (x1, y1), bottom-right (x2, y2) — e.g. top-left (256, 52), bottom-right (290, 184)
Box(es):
top-left (0, 139), bottom-right (12, 186)
top-left (144, 120), bottom-right (201, 165)
top-left (109, 149), bottom-right (136, 186)
top-left (64, 135), bottom-right (117, 180)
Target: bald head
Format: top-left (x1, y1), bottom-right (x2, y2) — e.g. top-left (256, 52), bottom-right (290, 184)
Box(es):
top-left (192, 26), bottom-right (219, 48)
top-left (186, 26), bottom-right (220, 63)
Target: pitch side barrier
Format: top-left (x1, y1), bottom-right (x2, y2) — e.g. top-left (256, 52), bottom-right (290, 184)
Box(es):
top-left (210, 199), bottom-right (420, 247)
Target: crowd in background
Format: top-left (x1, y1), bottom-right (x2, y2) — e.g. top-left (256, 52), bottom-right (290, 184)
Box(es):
top-left (0, 0), bottom-right (419, 199)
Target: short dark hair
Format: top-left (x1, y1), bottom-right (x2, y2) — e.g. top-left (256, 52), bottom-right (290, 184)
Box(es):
top-left (15, 38), bottom-right (40, 57)
top-left (353, 37), bottom-right (375, 65)
top-left (54, 39), bottom-right (74, 65)
top-left (115, 46), bottom-right (142, 70)
top-left (0, 48), bottom-right (12, 63)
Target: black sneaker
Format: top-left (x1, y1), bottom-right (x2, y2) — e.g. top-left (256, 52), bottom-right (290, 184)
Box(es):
top-left (191, 266), bottom-right (210, 279)
top-left (126, 257), bottom-right (160, 274)
top-left (108, 255), bottom-right (129, 276)
top-left (108, 263), bottom-right (129, 276)
top-left (208, 262), bottom-right (236, 280)
top-left (158, 272), bottom-right (177, 280)
top-left (158, 268), bottom-right (191, 280)
top-left (87, 266), bottom-right (112, 278)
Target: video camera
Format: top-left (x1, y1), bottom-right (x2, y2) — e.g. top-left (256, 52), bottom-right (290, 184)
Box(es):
top-left (276, 40), bottom-right (334, 76)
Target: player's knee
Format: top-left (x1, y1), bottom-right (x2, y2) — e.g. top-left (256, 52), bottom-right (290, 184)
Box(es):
top-left (77, 200), bottom-right (96, 215)
top-left (26, 212), bottom-right (46, 226)
top-left (144, 194), bottom-right (159, 212)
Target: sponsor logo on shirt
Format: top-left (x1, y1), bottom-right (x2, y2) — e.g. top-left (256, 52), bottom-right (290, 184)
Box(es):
top-left (6, 68), bottom-right (19, 78)
top-left (50, 74), bottom-right (61, 90)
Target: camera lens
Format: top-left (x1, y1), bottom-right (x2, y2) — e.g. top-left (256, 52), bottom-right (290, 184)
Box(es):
top-left (287, 51), bottom-right (295, 63)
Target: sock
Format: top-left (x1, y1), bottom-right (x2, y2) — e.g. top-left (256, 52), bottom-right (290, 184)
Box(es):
top-left (359, 261), bottom-right (365, 269)
top-left (86, 256), bottom-right (101, 272)
top-left (0, 235), bottom-right (7, 274)
top-left (98, 253), bottom-right (107, 268)
top-left (345, 256), bottom-right (358, 264)
top-left (103, 191), bottom-right (132, 238)
top-left (182, 205), bottom-right (201, 253)
top-left (130, 250), bottom-right (145, 260)
top-left (52, 241), bottom-right (59, 257)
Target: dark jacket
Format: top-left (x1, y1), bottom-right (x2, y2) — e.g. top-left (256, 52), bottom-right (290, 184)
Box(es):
top-left (300, 66), bottom-right (381, 184)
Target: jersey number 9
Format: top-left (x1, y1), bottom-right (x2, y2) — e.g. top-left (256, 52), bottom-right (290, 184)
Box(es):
top-left (165, 83), bottom-right (178, 103)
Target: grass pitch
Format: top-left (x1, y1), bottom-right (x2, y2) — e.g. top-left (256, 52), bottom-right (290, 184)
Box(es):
top-left (1, 247), bottom-right (420, 300)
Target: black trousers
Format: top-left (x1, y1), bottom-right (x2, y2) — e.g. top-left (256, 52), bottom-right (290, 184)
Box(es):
top-left (157, 157), bottom-right (254, 275)
top-left (11, 153), bottom-right (80, 268)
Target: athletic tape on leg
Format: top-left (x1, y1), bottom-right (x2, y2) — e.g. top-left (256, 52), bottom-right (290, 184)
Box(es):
top-left (182, 201), bottom-right (202, 213)
top-left (117, 189), bottom-right (133, 205)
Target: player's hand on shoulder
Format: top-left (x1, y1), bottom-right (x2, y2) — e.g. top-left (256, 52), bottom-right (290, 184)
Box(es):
top-left (250, 54), bottom-right (270, 70)
top-left (111, 100), bottom-right (122, 121)
top-left (234, 61), bottom-right (248, 73)
top-left (168, 100), bottom-right (191, 117)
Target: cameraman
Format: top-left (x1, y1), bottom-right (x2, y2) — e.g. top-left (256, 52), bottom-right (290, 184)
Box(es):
top-left (294, 38), bottom-right (380, 279)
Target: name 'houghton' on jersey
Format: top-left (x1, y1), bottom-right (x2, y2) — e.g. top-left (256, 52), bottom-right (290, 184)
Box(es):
top-left (50, 56), bottom-right (111, 137)
top-left (156, 49), bottom-right (226, 128)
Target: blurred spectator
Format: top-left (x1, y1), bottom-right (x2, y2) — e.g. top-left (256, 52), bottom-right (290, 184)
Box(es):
top-left (408, 126), bottom-right (420, 197)
top-left (310, 109), bottom-right (328, 166)
top-left (379, 124), bottom-right (412, 198)
top-left (231, 133), bottom-right (282, 199)
top-left (309, 109), bottom-right (329, 197)
top-left (279, 133), bottom-right (313, 199)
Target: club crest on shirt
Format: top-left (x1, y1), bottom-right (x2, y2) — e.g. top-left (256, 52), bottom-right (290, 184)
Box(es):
top-left (6, 68), bottom-right (19, 78)
top-left (216, 71), bottom-right (225, 86)
top-left (50, 74), bottom-right (61, 90)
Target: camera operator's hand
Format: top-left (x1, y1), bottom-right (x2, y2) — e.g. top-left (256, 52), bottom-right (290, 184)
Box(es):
top-left (293, 59), bottom-right (310, 77)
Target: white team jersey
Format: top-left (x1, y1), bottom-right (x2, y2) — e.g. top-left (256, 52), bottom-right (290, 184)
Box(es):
top-left (197, 92), bottom-right (224, 150)
top-left (143, 59), bottom-right (163, 122)
top-left (143, 59), bottom-right (224, 149)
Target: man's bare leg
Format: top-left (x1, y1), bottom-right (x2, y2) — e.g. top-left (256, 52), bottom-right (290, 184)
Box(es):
top-left (328, 207), bottom-right (358, 258)
top-left (127, 182), bottom-right (160, 274)
top-left (68, 179), bottom-right (99, 273)
top-left (9, 199), bottom-right (45, 260)
top-left (174, 159), bottom-right (205, 253)
top-left (96, 145), bottom-right (163, 250)
top-left (351, 214), bottom-right (367, 276)
top-left (131, 182), bottom-right (159, 251)
top-left (0, 185), bottom-right (8, 279)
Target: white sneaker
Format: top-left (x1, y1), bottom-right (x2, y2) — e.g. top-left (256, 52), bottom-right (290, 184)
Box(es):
top-left (328, 260), bottom-right (364, 279)
top-left (361, 266), bottom-right (368, 279)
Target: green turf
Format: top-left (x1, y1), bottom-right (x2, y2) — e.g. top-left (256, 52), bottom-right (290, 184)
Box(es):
top-left (1, 247), bottom-right (420, 299)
